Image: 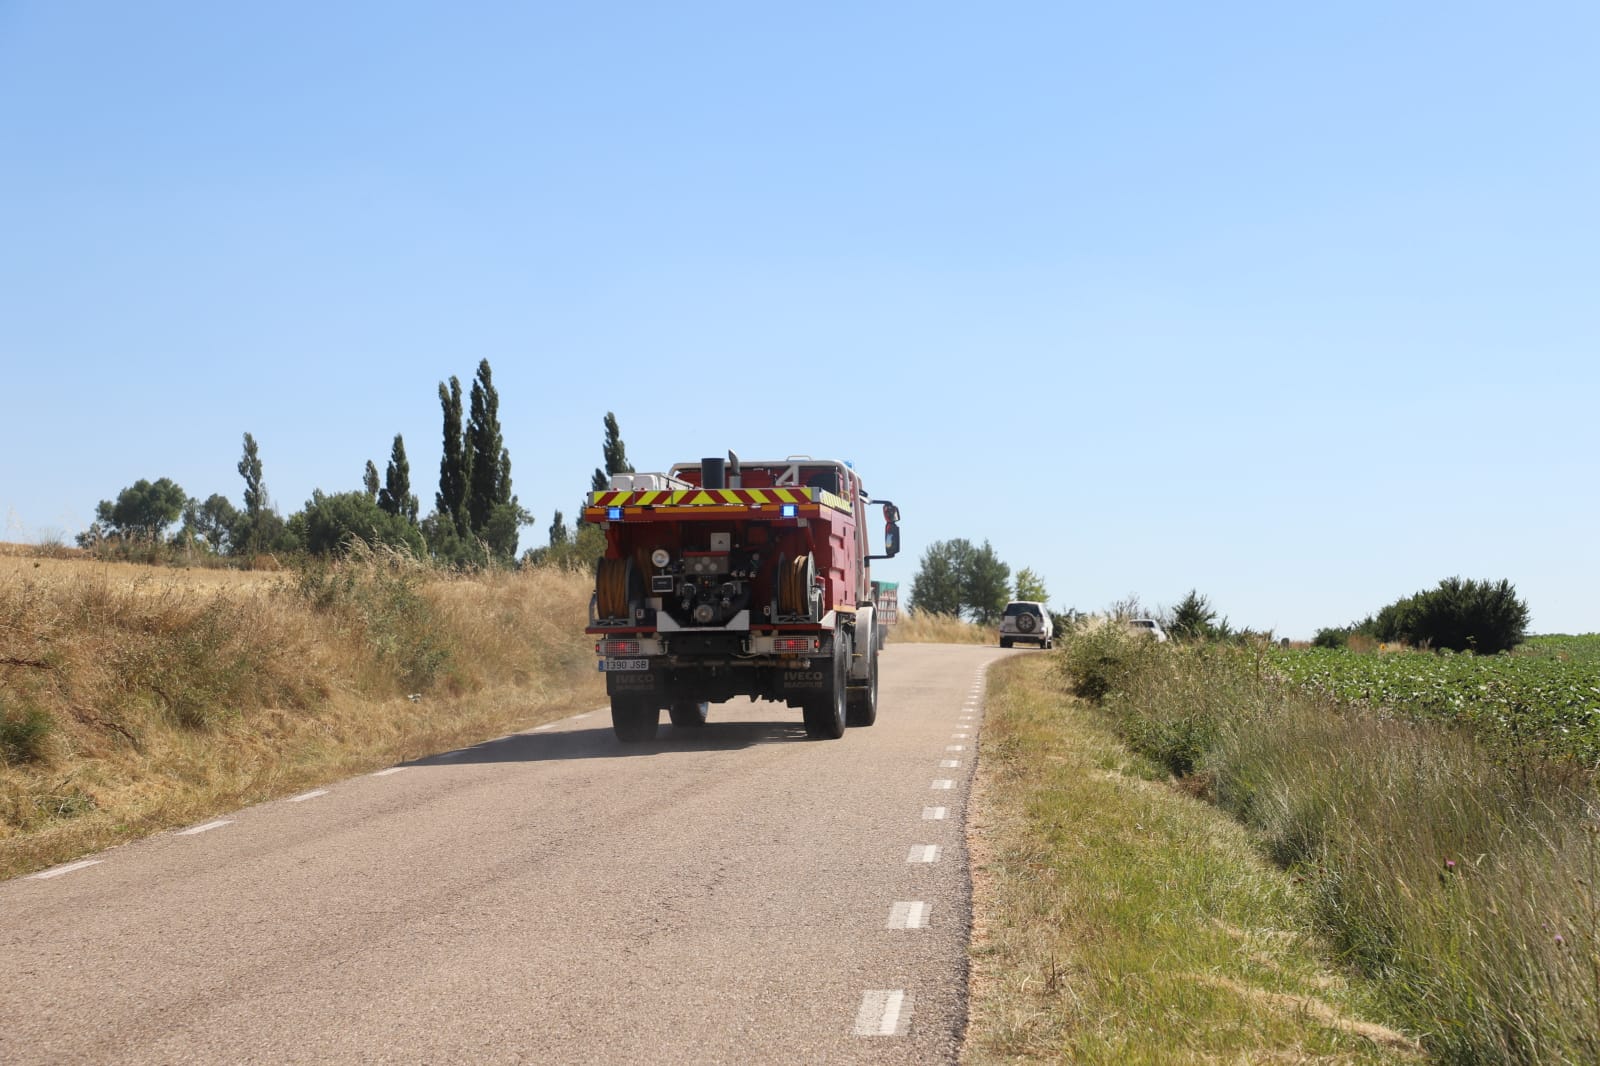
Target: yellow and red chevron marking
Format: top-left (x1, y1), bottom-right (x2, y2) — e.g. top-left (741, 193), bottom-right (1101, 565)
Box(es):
top-left (589, 487), bottom-right (823, 508)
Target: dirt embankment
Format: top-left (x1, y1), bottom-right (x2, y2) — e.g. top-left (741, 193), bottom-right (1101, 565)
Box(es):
top-left (0, 547), bottom-right (603, 879)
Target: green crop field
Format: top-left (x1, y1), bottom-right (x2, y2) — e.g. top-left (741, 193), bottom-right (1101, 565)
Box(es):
top-left (1267, 635), bottom-right (1600, 765)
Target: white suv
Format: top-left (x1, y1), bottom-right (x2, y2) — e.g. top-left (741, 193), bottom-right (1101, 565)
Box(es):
top-left (999, 601), bottom-right (1054, 649)
top-left (1126, 618), bottom-right (1169, 642)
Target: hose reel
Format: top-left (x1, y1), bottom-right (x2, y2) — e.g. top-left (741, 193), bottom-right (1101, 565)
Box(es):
top-left (777, 552), bottom-right (819, 621)
top-left (596, 556), bottom-right (643, 622)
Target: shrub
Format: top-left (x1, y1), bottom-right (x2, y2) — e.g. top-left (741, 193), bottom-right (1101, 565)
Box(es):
top-left (1166, 589), bottom-right (1218, 642)
top-left (1311, 626), bottom-right (1349, 649)
top-left (1369, 577), bottom-right (1530, 654)
top-left (297, 552), bottom-right (454, 692)
top-left (298, 490), bottom-right (426, 557)
top-left (1058, 622), bottom-right (1146, 704)
top-left (0, 696), bottom-right (53, 764)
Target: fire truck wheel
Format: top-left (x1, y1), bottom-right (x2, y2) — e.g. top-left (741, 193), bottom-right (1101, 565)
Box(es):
top-left (611, 696), bottom-right (660, 743)
top-left (803, 642), bottom-right (847, 740)
top-left (846, 635), bottom-right (878, 727)
top-left (668, 700), bottom-right (710, 728)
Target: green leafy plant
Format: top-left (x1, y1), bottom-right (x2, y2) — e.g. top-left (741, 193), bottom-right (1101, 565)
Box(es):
top-left (1, 696), bottom-right (53, 764)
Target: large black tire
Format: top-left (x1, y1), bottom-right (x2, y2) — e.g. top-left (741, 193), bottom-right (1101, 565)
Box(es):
top-left (847, 630), bottom-right (878, 727)
top-left (803, 639), bottom-right (847, 740)
top-left (999, 637), bottom-right (1013, 649)
top-left (668, 699), bottom-right (709, 728)
top-left (611, 695), bottom-right (659, 743)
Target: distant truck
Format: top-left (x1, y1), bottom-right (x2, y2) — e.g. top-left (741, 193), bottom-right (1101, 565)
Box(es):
top-left (871, 581), bottom-right (898, 650)
top-left (584, 453), bottom-right (900, 742)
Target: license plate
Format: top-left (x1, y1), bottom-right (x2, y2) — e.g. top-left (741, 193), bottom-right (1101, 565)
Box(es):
top-left (601, 658), bottom-right (649, 672)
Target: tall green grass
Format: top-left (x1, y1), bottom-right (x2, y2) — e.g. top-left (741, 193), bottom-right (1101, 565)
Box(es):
top-left (1058, 626), bottom-right (1600, 1064)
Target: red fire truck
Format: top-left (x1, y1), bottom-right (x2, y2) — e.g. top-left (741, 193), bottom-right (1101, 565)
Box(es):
top-left (583, 453), bottom-right (900, 742)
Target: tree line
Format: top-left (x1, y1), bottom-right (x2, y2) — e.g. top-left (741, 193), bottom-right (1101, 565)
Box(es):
top-left (907, 537), bottom-right (1052, 625)
top-left (79, 360), bottom-right (633, 569)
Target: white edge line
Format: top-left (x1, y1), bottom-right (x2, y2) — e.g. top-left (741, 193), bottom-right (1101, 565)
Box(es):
top-left (372, 766), bottom-right (407, 776)
top-left (33, 859), bottom-right (102, 880)
top-left (178, 820), bottom-right (233, 836)
top-left (288, 789), bottom-right (329, 803)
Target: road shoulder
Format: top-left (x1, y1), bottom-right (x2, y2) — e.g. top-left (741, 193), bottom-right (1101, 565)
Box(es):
top-left (963, 654), bottom-right (1418, 1064)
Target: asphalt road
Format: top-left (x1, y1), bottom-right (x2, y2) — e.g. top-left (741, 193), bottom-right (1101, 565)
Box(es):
top-left (1, 642), bottom-right (1008, 1065)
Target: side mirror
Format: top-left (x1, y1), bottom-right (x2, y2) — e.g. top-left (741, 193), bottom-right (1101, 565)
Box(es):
top-left (868, 498), bottom-right (901, 561)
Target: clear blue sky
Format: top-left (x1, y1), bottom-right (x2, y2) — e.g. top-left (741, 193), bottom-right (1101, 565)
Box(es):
top-left (2, 2), bottom-right (1595, 638)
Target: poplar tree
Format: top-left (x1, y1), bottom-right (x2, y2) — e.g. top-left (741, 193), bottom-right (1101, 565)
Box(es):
top-left (591, 411), bottom-right (634, 492)
top-left (379, 434), bottom-right (418, 522)
top-left (363, 460), bottom-right (381, 500)
top-left (466, 359), bottom-right (511, 532)
top-left (239, 432), bottom-right (266, 519)
top-left (232, 432), bottom-right (296, 555)
top-left (436, 376), bottom-right (469, 535)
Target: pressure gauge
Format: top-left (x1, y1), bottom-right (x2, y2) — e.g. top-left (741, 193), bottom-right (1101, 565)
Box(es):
top-left (650, 548), bottom-right (671, 569)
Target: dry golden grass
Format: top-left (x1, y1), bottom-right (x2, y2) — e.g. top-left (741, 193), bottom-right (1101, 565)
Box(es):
top-left (888, 610), bottom-right (993, 645)
top-left (0, 546), bottom-right (602, 879)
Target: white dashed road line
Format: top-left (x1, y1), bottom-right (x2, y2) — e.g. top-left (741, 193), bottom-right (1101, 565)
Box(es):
top-left (177, 820), bottom-right (233, 836)
top-left (32, 859), bottom-right (101, 881)
top-left (887, 901), bottom-right (931, 929)
top-left (931, 779), bottom-right (954, 790)
top-left (855, 990), bottom-right (912, 1036)
top-left (923, 806), bottom-right (947, 820)
top-left (946, 745), bottom-right (964, 751)
top-left (939, 759), bottom-right (959, 768)
top-left (907, 845), bottom-right (939, 864)
top-left (288, 789), bottom-right (329, 803)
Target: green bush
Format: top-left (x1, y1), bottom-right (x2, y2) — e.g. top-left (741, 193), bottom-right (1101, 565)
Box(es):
top-left (1058, 623), bottom-right (1148, 704)
top-left (0, 696), bottom-right (53, 764)
top-left (1364, 577), bottom-right (1529, 654)
top-left (1311, 626), bottom-right (1349, 649)
top-left (298, 490), bottom-right (426, 557)
top-left (298, 554), bottom-right (454, 693)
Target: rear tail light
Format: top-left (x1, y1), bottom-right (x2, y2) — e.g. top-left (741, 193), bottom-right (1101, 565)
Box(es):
top-left (602, 640), bottom-right (641, 656)
top-left (773, 637), bottom-right (819, 653)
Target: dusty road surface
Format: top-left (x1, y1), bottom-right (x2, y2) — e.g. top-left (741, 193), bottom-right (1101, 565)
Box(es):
top-left (1, 643), bottom-right (1007, 1065)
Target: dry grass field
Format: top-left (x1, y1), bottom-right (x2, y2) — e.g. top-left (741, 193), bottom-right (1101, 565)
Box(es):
top-left (0, 545), bottom-right (603, 879)
top-left (888, 609), bottom-right (994, 645)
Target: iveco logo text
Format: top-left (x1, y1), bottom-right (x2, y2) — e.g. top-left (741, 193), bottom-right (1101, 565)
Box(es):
top-left (784, 670), bottom-right (825, 682)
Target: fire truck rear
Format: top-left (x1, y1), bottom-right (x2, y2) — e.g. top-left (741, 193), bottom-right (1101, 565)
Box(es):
top-left (583, 453), bottom-right (901, 742)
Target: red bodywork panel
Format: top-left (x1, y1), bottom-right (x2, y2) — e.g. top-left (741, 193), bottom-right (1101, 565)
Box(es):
top-left (582, 459), bottom-right (872, 634)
